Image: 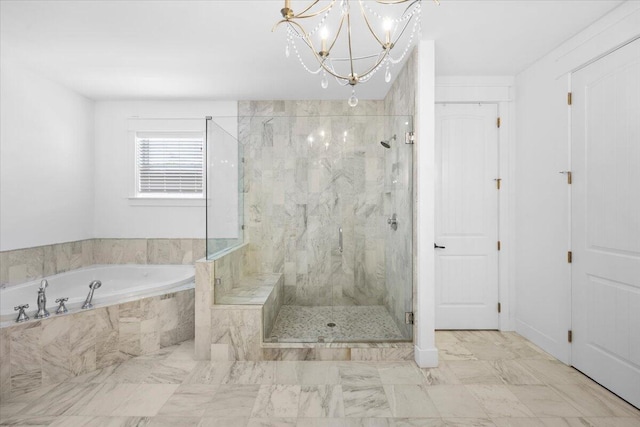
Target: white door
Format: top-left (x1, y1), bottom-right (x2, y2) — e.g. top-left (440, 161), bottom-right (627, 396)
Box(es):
top-left (435, 103), bottom-right (500, 329)
top-left (571, 39), bottom-right (640, 408)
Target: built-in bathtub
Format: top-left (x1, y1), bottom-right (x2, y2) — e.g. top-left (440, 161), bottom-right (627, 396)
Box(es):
top-left (1, 264), bottom-right (195, 325)
top-left (0, 264), bottom-right (196, 402)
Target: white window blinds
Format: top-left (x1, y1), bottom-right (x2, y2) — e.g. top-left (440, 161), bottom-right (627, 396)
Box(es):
top-left (135, 131), bottom-right (204, 197)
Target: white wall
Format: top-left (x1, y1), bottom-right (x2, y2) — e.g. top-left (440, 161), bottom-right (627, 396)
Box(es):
top-left (93, 101), bottom-right (237, 239)
top-left (0, 57), bottom-right (94, 251)
top-left (415, 40), bottom-right (438, 367)
top-left (514, 1), bottom-right (640, 363)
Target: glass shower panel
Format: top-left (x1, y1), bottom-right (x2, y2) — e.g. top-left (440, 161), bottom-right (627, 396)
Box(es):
top-left (240, 114), bottom-right (413, 343)
top-left (383, 116), bottom-right (414, 340)
top-left (206, 118), bottom-right (244, 259)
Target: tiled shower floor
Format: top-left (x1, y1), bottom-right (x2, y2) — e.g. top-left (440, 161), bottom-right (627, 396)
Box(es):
top-left (267, 305), bottom-right (408, 342)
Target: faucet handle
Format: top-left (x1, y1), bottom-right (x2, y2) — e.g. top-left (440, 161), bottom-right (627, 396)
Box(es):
top-left (55, 298), bottom-right (69, 315)
top-left (14, 304), bottom-right (30, 323)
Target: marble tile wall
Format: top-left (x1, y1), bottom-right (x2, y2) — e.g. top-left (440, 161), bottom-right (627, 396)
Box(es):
top-left (263, 275), bottom-right (284, 340)
top-left (382, 49), bottom-right (418, 339)
top-left (238, 101), bottom-right (389, 307)
top-left (0, 238), bottom-right (206, 288)
top-left (0, 288), bottom-right (194, 402)
top-left (212, 243), bottom-right (257, 297)
top-left (195, 260), bottom-right (214, 361)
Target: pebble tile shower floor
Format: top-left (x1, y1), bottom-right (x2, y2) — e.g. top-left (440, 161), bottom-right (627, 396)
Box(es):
top-left (1, 331), bottom-right (638, 426)
top-left (267, 306), bottom-right (407, 342)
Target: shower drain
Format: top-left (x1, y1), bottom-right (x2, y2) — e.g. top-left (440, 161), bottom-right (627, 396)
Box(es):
top-left (327, 322), bottom-right (336, 327)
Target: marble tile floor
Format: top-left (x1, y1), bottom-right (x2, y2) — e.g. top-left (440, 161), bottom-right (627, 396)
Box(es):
top-left (1, 331), bottom-right (639, 427)
top-left (267, 306), bottom-right (407, 343)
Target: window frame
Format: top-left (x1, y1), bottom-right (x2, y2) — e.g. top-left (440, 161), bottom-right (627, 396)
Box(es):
top-left (127, 118), bottom-right (207, 207)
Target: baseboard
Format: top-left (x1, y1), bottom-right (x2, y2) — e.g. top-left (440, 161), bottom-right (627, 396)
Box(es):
top-left (414, 345), bottom-right (439, 368)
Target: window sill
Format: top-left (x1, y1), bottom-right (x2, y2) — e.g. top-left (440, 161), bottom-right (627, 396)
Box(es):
top-left (128, 197), bottom-right (206, 207)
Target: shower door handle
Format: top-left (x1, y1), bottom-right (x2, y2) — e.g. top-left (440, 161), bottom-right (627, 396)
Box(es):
top-left (339, 227), bottom-right (343, 253)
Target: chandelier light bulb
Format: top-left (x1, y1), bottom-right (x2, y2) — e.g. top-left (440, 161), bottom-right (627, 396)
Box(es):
top-left (348, 90), bottom-right (358, 108)
top-left (320, 27), bottom-right (329, 53)
top-left (320, 26), bottom-right (329, 41)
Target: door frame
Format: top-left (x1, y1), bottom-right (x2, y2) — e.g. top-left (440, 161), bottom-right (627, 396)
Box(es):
top-left (434, 76), bottom-right (515, 331)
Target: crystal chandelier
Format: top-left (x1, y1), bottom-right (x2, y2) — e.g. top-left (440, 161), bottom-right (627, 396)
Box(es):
top-left (273, 0), bottom-right (427, 107)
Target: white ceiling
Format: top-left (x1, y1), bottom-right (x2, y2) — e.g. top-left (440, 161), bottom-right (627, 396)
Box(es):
top-left (0, 0), bottom-right (624, 101)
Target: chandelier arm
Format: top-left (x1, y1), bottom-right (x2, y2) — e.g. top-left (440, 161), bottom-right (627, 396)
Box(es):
top-left (358, 0), bottom-right (386, 47)
top-left (327, 53), bottom-right (380, 61)
top-left (327, 13), bottom-right (346, 53)
top-left (272, 19), bottom-right (289, 32)
top-left (290, 20), bottom-right (323, 53)
top-left (346, 7), bottom-right (355, 78)
top-left (356, 49), bottom-right (392, 81)
top-left (295, 0), bottom-right (336, 19)
top-left (391, 11), bottom-right (413, 45)
top-left (375, 0), bottom-right (414, 5)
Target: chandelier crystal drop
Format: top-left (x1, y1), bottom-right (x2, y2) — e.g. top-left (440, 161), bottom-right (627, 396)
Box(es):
top-left (348, 89), bottom-right (359, 107)
top-left (273, 0), bottom-right (433, 106)
top-left (321, 71), bottom-right (329, 89)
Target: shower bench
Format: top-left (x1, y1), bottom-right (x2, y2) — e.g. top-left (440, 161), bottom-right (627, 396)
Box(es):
top-left (195, 242), bottom-right (282, 361)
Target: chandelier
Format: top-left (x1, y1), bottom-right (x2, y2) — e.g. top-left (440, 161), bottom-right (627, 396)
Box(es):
top-left (273, 0), bottom-right (426, 107)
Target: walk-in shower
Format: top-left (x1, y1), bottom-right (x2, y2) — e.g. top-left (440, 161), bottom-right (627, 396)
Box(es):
top-left (206, 110), bottom-right (414, 343)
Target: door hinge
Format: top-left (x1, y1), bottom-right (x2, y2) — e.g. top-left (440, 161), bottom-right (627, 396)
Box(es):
top-left (567, 251), bottom-right (572, 263)
top-left (497, 241), bottom-right (501, 251)
top-left (498, 302), bottom-right (501, 313)
top-left (405, 312), bottom-right (414, 325)
top-left (405, 132), bottom-right (415, 144)
top-left (497, 117), bottom-right (501, 128)
top-left (568, 330), bottom-right (573, 343)
top-left (567, 92), bottom-right (572, 106)
top-left (494, 178), bottom-right (502, 190)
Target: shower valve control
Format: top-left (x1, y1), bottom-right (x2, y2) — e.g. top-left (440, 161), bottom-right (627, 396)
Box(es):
top-left (387, 214), bottom-right (398, 231)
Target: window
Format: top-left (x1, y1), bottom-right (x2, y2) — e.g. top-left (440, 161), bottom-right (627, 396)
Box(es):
top-left (135, 131), bottom-right (204, 198)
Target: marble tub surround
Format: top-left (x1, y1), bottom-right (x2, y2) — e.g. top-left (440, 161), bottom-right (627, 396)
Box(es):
top-left (2, 332), bottom-right (638, 427)
top-left (1, 238), bottom-right (205, 288)
top-left (0, 288), bottom-right (194, 402)
top-left (0, 240), bottom-right (94, 288)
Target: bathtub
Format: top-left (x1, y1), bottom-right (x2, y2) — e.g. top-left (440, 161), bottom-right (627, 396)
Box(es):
top-left (0, 264), bottom-right (195, 325)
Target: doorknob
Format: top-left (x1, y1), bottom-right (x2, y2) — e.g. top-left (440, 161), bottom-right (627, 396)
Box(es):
top-left (434, 243), bottom-right (446, 249)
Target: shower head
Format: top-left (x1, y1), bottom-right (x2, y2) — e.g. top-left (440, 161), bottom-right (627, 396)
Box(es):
top-left (380, 134), bottom-right (397, 149)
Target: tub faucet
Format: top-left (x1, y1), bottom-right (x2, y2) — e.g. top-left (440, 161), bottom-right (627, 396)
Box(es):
top-left (82, 280), bottom-right (102, 309)
top-left (14, 304), bottom-right (30, 323)
top-left (55, 298), bottom-right (69, 314)
top-left (34, 279), bottom-right (50, 319)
